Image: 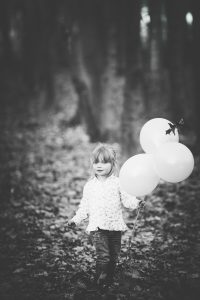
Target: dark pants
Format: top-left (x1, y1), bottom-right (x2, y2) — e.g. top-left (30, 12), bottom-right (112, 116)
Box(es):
top-left (91, 228), bottom-right (122, 284)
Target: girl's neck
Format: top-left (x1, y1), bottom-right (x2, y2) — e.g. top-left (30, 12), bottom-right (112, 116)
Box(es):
top-left (96, 175), bottom-right (111, 182)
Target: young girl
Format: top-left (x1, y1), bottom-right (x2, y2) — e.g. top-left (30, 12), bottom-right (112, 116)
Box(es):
top-left (68, 143), bottom-right (141, 287)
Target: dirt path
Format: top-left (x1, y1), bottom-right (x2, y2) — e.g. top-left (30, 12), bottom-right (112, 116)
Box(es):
top-left (0, 106), bottom-right (200, 300)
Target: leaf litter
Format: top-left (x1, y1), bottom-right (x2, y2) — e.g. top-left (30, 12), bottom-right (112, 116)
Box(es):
top-left (0, 112), bottom-right (200, 300)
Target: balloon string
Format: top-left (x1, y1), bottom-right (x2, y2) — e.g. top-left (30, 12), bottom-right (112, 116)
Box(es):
top-left (126, 196), bottom-right (146, 261)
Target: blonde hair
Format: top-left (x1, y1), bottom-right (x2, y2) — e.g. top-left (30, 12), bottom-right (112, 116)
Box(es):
top-left (91, 143), bottom-right (118, 176)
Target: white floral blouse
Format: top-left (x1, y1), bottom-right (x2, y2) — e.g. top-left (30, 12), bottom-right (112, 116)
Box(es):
top-left (71, 175), bottom-right (139, 232)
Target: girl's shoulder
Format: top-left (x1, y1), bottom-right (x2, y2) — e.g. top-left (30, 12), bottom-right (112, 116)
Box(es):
top-left (110, 174), bottom-right (119, 181)
top-left (110, 176), bottom-right (121, 190)
top-left (109, 175), bottom-right (120, 185)
top-left (84, 177), bottom-right (95, 188)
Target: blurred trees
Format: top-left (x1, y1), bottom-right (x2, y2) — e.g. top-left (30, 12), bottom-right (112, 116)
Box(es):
top-left (0, 0), bottom-right (200, 154)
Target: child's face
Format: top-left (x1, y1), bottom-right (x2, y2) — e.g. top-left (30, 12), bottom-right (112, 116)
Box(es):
top-left (93, 161), bottom-right (112, 177)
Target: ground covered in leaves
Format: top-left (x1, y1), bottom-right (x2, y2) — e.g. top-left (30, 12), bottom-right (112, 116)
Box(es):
top-left (0, 101), bottom-right (200, 300)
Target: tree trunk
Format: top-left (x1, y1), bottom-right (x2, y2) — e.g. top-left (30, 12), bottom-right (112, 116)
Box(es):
top-left (165, 0), bottom-right (188, 121)
top-left (146, 0), bottom-right (169, 118)
top-left (70, 0), bottom-right (107, 141)
top-left (94, 0), bottom-right (125, 142)
top-left (0, 0), bottom-right (12, 62)
top-left (121, 0), bottom-right (145, 157)
top-left (192, 0), bottom-right (200, 151)
top-left (21, 0), bottom-right (56, 104)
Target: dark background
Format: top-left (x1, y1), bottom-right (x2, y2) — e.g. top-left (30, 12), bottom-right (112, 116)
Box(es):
top-left (0, 1), bottom-right (200, 300)
top-left (1, 0), bottom-right (200, 154)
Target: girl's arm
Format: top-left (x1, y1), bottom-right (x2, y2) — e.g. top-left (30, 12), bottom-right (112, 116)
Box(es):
top-left (71, 185), bottom-right (89, 224)
top-left (119, 188), bottom-right (140, 210)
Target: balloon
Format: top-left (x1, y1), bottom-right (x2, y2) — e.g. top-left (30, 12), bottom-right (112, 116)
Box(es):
top-left (140, 118), bottom-right (179, 153)
top-left (119, 154), bottom-right (160, 197)
top-left (154, 142), bottom-right (194, 183)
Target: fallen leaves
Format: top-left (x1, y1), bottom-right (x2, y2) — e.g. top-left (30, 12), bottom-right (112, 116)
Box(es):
top-left (0, 110), bottom-right (200, 300)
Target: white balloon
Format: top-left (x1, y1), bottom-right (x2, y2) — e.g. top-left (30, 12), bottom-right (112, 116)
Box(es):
top-left (119, 153), bottom-right (160, 197)
top-left (140, 118), bottom-right (179, 153)
top-left (154, 142), bottom-right (194, 183)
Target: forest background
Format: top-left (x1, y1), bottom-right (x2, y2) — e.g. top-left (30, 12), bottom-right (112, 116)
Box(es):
top-left (0, 0), bottom-right (200, 300)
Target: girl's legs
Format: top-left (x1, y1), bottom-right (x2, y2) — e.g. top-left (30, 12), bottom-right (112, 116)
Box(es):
top-left (107, 231), bottom-right (121, 284)
top-left (92, 229), bottom-right (122, 286)
top-left (92, 229), bottom-right (110, 285)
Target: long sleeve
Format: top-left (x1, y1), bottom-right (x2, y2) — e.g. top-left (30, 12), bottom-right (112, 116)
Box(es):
top-left (120, 188), bottom-right (140, 210)
top-left (71, 185), bottom-right (89, 224)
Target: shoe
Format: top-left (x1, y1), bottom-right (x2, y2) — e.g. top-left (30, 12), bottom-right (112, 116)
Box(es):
top-left (95, 262), bottom-right (108, 286)
top-left (106, 261), bottom-right (116, 285)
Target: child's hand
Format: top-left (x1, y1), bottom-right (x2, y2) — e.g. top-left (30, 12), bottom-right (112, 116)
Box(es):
top-left (139, 199), bottom-right (146, 209)
top-left (67, 219), bottom-right (76, 228)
